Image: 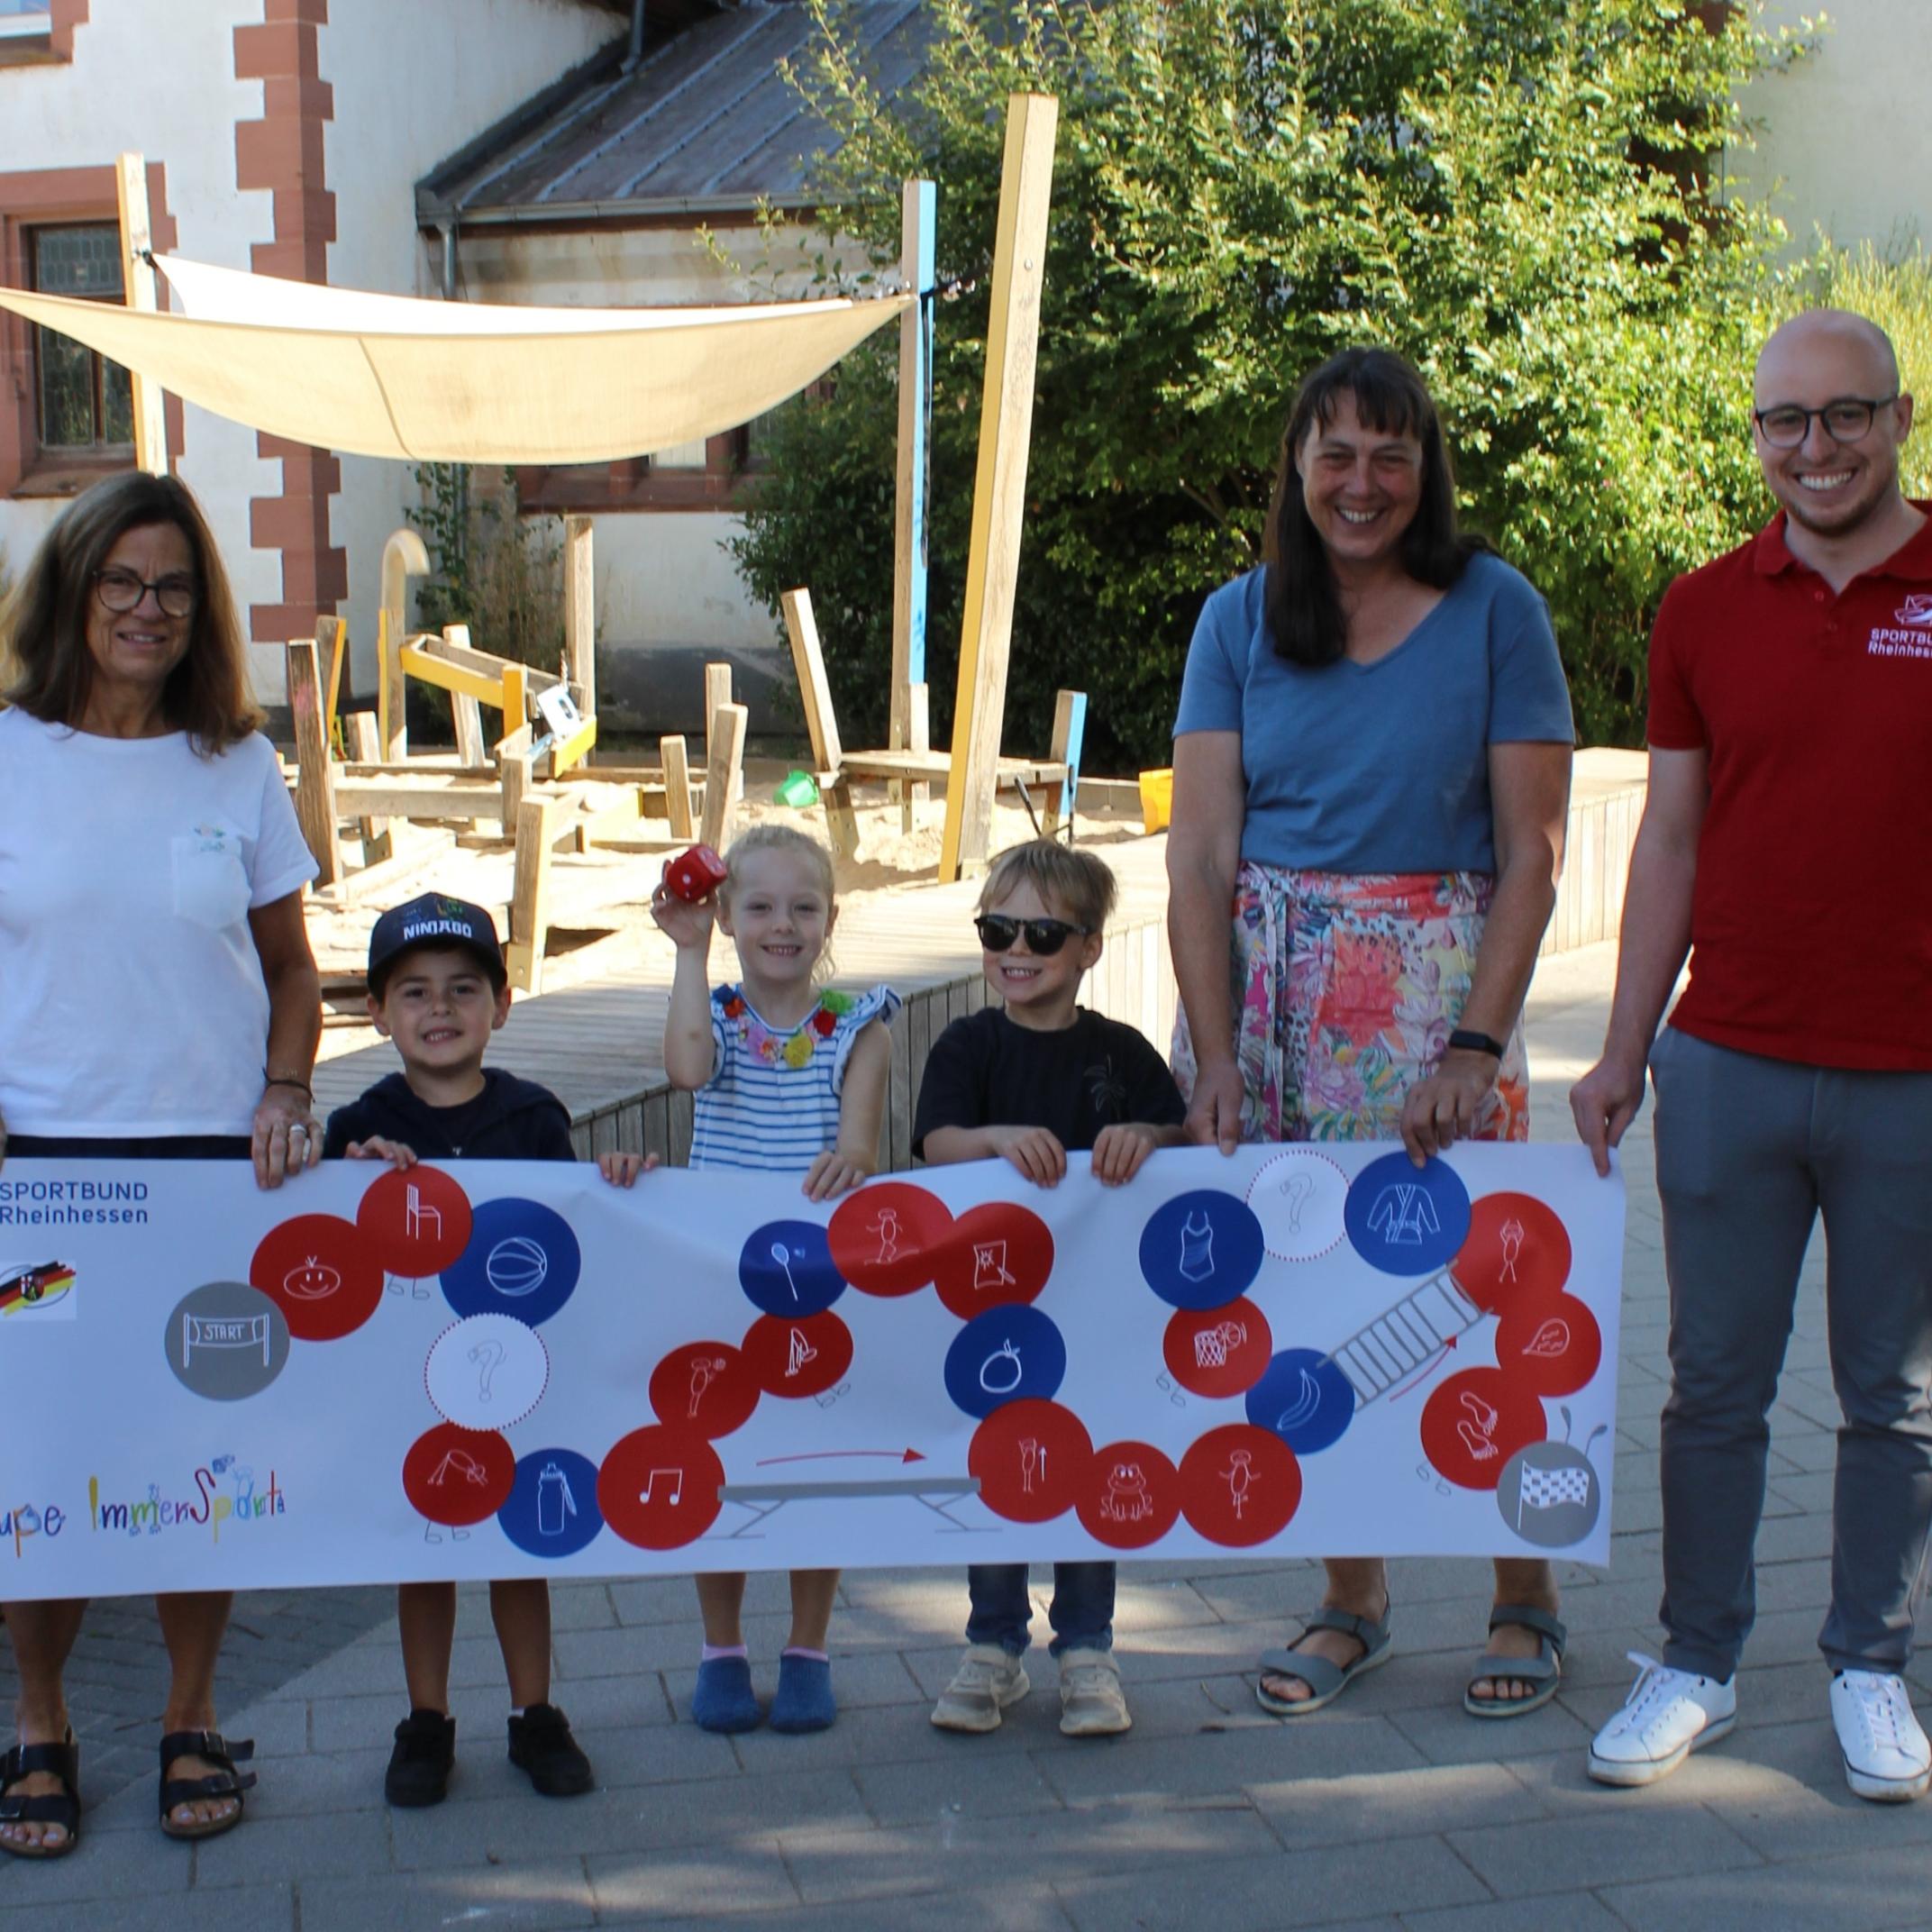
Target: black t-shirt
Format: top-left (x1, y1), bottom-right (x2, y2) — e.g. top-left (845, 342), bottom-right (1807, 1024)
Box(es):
top-left (322, 1068), bottom-right (576, 1162)
top-left (912, 1007), bottom-right (1186, 1160)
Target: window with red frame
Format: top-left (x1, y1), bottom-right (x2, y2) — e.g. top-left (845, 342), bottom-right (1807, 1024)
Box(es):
top-left (29, 223), bottom-right (134, 455)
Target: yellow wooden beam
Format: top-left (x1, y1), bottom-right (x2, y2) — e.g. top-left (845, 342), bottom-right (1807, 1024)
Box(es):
top-left (114, 152), bottom-right (168, 476)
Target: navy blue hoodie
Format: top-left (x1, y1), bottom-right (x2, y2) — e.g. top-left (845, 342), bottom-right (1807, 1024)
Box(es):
top-left (322, 1068), bottom-right (575, 1162)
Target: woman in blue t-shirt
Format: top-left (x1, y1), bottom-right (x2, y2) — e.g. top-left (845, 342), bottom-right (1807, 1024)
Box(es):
top-left (1167, 348), bottom-right (1575, 1723)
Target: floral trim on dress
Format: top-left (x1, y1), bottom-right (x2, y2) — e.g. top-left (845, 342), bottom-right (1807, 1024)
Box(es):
top-left (1171, 865), bottom-right (1529, 1145)
top-left (718, 987), bottom-right (858, 1070)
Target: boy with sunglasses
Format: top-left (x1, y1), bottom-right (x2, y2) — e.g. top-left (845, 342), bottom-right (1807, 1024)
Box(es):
top-left (915, 840), bottom-right (1187, 1736)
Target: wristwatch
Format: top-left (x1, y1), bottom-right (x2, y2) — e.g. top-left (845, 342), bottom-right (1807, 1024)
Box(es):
top-left (1447, 1028), bottom-right (1506, 1060)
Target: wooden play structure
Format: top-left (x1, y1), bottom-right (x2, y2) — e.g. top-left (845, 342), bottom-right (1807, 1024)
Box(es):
top-left (283, 525), bottom-right (749, 995)
top-left (92, 91), bottom-right (1088, 997)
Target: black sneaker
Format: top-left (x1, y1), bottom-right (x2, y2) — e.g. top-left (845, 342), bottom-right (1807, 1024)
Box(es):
top-left (506, 1703), bottom-right (593, 1798)
top-left (384, 1709), bottom-right (456, 1808)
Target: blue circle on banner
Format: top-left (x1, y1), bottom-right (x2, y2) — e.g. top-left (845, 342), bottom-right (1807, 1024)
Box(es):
top-left (1342, 1153), bottom-right (1471, 1276)
top-left (1137, 1189), bottom-right (1264, 1309)
top-left (739, 1220), bottom-right (846, 1318)
top-left (498, 1448), bottom-right (603, 1559)
top-left (1246, 1348), bottom-right (1357, 1455)
top-left (943, 1305), bottom-right (1066, 1419)
top-left (441, 1198), bottom-right (580, 1325)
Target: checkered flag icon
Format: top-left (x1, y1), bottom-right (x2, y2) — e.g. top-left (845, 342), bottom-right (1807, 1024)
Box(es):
top-left (1518, 1464), bottom-right (1590, 1513)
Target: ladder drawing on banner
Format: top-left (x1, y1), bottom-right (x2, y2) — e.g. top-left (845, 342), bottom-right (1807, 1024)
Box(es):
top-left (1327, 1268), bottom-right (1484, 1406)
top-left (180, 1312), bottom-right (271, 1371)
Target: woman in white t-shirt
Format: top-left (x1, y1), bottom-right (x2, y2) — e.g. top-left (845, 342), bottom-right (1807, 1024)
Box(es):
top-left (0, 472), bottom-right (322, 1859)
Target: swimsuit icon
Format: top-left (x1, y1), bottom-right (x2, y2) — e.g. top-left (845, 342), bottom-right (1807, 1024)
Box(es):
top-left (1178, 1210), bottom-right (1216, 1282)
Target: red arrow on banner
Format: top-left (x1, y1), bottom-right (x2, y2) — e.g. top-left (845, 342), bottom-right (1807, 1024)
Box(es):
top-left (754, 1447), bottom-right (925, 1467)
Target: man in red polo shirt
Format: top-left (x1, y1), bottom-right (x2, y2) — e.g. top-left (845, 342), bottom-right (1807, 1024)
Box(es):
top-left (1572, 308), bottom-right (1932, 1802)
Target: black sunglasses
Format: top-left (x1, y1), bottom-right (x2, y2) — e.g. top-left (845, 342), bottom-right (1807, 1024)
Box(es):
top-left (973, 913), bottom-right (1093, 957)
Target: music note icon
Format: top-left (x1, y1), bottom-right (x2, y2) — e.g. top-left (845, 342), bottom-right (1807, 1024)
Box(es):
top-left (639, 1466), bottom-right (683, 1507)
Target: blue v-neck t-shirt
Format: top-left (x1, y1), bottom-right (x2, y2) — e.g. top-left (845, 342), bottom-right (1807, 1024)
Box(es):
top-left (1172, 552), bottom-right (1573, 874)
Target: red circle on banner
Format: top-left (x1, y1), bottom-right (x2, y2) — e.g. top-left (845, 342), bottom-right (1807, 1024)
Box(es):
top-left (933, 1203), bottom-right (1054, 1320)
top-left (1163, 1298), bottom-right (1274, 1399)
top-left (648, 1341), bottom-right (760, 1439)
top-left (1077, 1440), bottom-right (1181, 1549)
top-left (250, 1214), bottom-right (383, 1342)
top-left (402, 1422), bottom-right (515, 1525)
top-left (1420, 1366), bottom-right (1546, 1492)
top-left (741, 1310), bottom-right (854, 1399)
top-left (969, 1398), bottom-right (1093, 1523)
top-left (1179, 1423), bottom-right (1301, 1547)
top-left (598, 1426), bottom-right (724, 1548)
top-left (355, 1164), bottom-right (473, 1276)
top-left (827, 1183), bottom-right (953, 1297)
top-left (1450, 1193), bottom-right (1572, 1315)
top-left (1496, 1292), bottom-right (1602, 1396)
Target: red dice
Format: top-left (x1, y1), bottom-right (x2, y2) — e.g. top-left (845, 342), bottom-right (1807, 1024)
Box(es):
top-left (664, 843), bottom-right (729, 903)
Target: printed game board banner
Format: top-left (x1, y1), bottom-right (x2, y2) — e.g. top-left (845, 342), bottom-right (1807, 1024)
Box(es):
top-left (0, 1146), bottom-right (1625, 1597)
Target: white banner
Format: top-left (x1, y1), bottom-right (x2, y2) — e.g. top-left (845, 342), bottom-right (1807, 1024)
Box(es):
top-left (0, 1146), bottom-right (1624, 1599)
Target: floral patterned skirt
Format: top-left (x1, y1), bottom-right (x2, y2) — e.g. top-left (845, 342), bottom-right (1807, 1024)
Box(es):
top-left (1171, 865), bottom-right (1529, 1145)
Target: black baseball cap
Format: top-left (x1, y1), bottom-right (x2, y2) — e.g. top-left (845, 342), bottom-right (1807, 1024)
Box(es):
top-left (367, 893), bottom-right (506, 998)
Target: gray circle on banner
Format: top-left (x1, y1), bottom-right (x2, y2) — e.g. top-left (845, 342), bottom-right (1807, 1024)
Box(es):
top-left (165, 1280), bottom-right (291, 1400)
top-left (1496, 1442), bottom-right (1601, 1549)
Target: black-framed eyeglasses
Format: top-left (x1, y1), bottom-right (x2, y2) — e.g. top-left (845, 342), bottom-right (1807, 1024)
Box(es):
top-left (93, 568), bottom-right (196, 617)
top-left (1752, 396), bottom-right (1898, 450)
top-left (974, 913), bottom-right (1093, 957)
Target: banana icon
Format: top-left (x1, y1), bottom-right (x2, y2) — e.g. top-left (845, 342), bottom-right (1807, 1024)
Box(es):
top-left (1274, 1366), bottom-right (1325, 1434)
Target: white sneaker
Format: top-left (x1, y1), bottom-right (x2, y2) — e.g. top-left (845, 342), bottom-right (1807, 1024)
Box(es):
top-left (930, 1645), bottom-right (1029, 1734)
top-left (1587, 1653), bottom-right (1736, 1787)
top-left (1058, 1649), bottom-right (1131, 1737)
top-left (1830, 1671), bottom-right (1931, 1803)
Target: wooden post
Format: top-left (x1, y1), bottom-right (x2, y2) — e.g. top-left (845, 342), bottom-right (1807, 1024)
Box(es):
top-left (779, 587), bottom-right (861, 860)
top-left (660, 734), bottom-right (696, 840)
top-left (285, 639), bottom-right (341, 888)
top-left (563, 515), bottom-right (596, 715)
top-left (890, 178), bottom-right (936, 826)
top-left (1040, 688), bottom-right (1087, 841)
top-left (316, 613), bottom-right (349, 745)
top-left (939, 94), bottom-right (1059, 881)
top-left (699, 700), bottom-right (748, 854)
top-left (379, 527), bottom-right (430, 758)
top-left (703, 661), bottom-right (739, 807)
top-left (499, 724), bottom-right (533, 834)
top-left (506, 794), bottom-right (564, 995)
top-left (114, 152), bottom-right (168, 476)
top-left (442, 624), bottom-right (486, 764)
top-left (344, 710), bottom-right (390, 860)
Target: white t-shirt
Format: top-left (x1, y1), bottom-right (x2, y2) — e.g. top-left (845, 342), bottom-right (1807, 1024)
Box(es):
top-left (0, 709), bottom-right (318, 1136)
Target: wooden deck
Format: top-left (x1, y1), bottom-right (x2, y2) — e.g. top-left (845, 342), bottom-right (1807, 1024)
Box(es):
top-left (313, 751), bottom-right (1648, 1165)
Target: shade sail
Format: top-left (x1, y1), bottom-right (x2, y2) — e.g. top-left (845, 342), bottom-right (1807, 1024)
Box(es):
top-left (0, 258), bottom-right (907, 463)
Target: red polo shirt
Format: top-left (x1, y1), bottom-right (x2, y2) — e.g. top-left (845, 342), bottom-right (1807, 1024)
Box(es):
top-left (1646, 505), bottom-right (1932, 1071)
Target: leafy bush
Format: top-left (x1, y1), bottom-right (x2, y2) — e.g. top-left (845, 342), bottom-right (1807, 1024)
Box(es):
top-left (408, 464), bottom-right (564, 673)
top-left (730, 0), bottom-right (1817, 763)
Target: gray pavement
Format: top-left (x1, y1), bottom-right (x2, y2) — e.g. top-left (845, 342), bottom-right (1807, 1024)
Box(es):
top-left (7, 943), bottom-right (1926, 1930)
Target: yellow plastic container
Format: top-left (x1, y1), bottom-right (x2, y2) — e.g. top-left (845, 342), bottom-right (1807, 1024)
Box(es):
top-left (1138, 768), bottom-right (1173, 834)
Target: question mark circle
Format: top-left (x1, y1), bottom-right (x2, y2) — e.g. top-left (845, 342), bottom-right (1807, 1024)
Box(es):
top-left (424, 1314), bottom-right (550, 1429)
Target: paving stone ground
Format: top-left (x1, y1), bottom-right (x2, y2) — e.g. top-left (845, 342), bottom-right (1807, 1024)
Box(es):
top-left (6, 943), bottom-right (1925, 1930)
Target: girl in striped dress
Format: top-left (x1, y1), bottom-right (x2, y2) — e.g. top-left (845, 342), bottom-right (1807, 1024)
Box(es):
top-left (654, 825), bottom-right (898, 1733)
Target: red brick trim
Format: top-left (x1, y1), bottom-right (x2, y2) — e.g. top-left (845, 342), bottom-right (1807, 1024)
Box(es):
top-left (0, 0), bottom-right (86, 67)
top-left (233, 0), bottom-right (343, 643)
top-left (0, 160), bottom-right (182, 499)
top-left (50, 0), bottom-right (88, 61)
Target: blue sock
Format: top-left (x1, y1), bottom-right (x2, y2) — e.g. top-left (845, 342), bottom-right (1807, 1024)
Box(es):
top-left (691, 1654), bottom-right (763, 1734)
top-left (770, 1652), bottom-right (836, 1735)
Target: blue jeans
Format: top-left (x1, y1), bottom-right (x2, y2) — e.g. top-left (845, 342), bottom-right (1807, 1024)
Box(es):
top-left (966, 1563), bottom-right (1115, 1657)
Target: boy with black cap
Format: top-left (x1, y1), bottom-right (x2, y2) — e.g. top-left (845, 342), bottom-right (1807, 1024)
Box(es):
top-left (324, 892), bottom-right (595, 1805)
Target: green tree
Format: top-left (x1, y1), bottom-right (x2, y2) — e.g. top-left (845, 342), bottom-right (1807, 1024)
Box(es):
top-left (730, 0), bottom-right (1810, 764)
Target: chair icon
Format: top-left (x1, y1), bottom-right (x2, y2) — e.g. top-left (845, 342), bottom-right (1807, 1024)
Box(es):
top-left (405, 1185), bottom-right (442, 1242)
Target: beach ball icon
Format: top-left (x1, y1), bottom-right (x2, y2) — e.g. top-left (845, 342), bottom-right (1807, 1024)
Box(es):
top-left (485, 1235), bottom-right (549, 1299)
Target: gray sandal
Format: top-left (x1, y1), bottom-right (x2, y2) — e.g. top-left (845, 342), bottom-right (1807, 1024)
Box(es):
top-left (1256, 1607), bottom-right (1394, 1717)
top-left (1463, 1604), bottom-right (1566, 1718)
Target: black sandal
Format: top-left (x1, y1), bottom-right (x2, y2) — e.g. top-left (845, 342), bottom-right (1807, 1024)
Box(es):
top-left (0, 1733), bottom-right (80, 1860)
top-left (158, 1728), bottom-right (255, 1842)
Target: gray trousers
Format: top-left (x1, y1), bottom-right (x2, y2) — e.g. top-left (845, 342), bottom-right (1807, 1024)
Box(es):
top-left (1650, 1028), bottom-right (1932, 1678)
